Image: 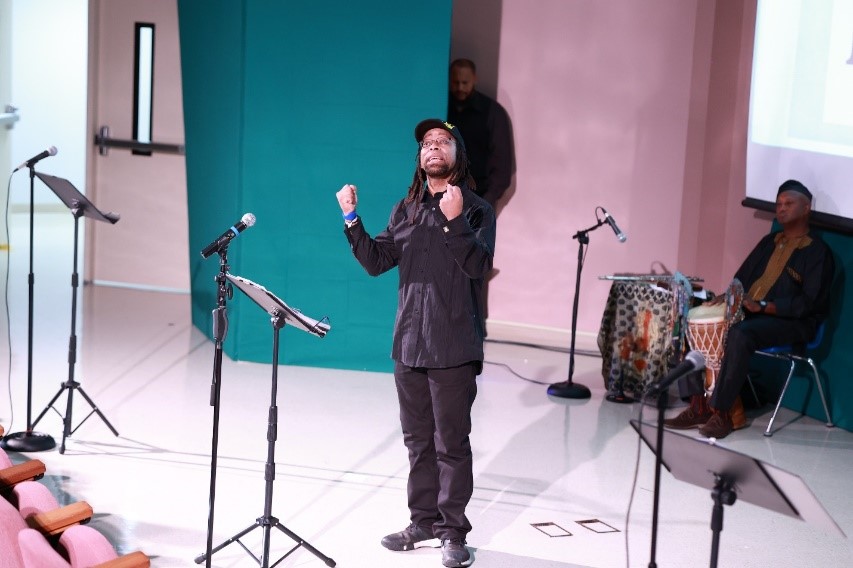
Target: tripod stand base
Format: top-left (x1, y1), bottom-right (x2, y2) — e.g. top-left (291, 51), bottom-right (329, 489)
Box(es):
top-left (196, 516), bottom-right (336, 567)
top-left (0, 431), bottom-right (56, 452)
top-left (547, 381), bottom-right (591, 399)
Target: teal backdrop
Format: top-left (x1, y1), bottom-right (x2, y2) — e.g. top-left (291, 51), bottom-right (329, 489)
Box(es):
top-left (177, 1), bottom-right (452, 372)
top-left (749, 228), bottom-right (853, 432)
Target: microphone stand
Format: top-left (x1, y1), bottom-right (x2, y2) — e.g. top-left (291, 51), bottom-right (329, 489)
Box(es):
top-left (642, 355), bottom-right (703, 567)
top-left (0, 165), bottom-right (56, 452)
top-left (202, 247), bottom-right (231, 568)
top-left (646, 387), bottom-right (669, 568)
top-left (547, 219), bottom-right (608, 399)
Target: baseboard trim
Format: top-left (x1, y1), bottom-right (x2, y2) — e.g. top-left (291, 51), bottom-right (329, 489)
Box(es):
top-left (486, 319), bottom-right (600, 353)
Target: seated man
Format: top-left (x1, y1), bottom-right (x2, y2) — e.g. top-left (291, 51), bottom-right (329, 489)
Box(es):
top-left (665, 179), bottom-right (835, 439)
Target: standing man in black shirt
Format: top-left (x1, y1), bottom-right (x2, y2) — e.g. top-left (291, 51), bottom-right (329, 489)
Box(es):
top-left (447, 58), bottom-right (513, 209)
top-left (448, 58), bottom-right (513, 330)
top-left (336, 119), bottom-right (495, 568)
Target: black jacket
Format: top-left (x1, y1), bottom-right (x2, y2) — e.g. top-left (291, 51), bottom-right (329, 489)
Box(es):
top-left (344, 185), bottom-right (495, 369)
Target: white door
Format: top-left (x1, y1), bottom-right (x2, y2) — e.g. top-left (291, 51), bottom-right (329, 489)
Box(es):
top-left (0, 0), bottom-right (14, 243)
top-left (87, 0), bottom-right (188, 291)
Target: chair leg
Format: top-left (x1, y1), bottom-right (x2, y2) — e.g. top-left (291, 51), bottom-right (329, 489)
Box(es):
top-left (806, 357), bottom-right (834, 428)
top-left (764, 359), bottom-right (796, 437)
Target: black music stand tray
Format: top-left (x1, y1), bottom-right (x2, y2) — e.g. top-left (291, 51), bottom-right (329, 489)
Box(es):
top-left (630, 419), bottom-right (845, 568)
top-left (29, 173), bottom-right (120, 454)
top-left (196, 273), bottom-right (334, 568)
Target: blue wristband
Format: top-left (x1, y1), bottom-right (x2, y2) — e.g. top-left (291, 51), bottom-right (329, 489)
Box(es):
top-left (343, 210), bottom-right (357, 221)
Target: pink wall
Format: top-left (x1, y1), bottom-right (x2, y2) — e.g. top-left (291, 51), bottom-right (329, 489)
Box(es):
top-left (679, 0), bottom-right (771, 294)
top-left (451, 0), bottom-right (770, 341)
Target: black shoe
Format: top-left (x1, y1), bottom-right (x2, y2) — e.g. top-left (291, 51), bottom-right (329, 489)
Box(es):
top-left (441, 538), bottom-right (470, 567)
top-left (380, 523), bottom-right (435, 551)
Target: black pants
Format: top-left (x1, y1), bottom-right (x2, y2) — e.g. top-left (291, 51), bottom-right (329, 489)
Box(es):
top-left (393, 361), bottom-right (478, 540)
top-left (709, 315), bottom-right (815, 411)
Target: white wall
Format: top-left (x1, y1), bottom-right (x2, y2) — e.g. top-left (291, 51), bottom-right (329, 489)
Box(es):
top-left (1, 0), bottom-right (13, 200)
top-left (8, 0), bottom-right (88, 208)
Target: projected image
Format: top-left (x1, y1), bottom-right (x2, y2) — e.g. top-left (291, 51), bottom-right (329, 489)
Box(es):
top-left (748, 0), bottom-right (853, 220)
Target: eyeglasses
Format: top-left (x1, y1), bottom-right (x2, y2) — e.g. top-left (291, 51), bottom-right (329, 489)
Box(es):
top-left (420, 137), bottom-right (454, 149)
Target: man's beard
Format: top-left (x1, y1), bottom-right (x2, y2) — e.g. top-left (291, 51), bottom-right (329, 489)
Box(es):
top-left (423, 162), bottom-right (452, 178)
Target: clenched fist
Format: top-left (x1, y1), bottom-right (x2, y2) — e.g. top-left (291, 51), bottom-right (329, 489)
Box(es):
top-left (336, 184), bottom-right (358, 214)
top-left (439, 184), bottom-right (463, 221)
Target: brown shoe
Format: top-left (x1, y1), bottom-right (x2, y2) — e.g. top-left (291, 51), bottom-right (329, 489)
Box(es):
top-left (664, 395), bottom-right (712, 429)
top-left (699, 410), bottom-right (734, 439)
top-left (730, 396), bottom-right (748, 430)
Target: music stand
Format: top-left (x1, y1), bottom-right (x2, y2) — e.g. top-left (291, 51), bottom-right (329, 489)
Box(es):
top-left (196, 273), bottom-right (334, 568)
top-left (226, 274), bottom-right (331, 338)
top-left (630, 419), bottom-right (844, 567)
top-left (29, 173), bottom-right (120, 454)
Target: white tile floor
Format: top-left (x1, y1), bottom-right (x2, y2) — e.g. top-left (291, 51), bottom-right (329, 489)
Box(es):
top-left (3, 212), bottom-right (853, 567)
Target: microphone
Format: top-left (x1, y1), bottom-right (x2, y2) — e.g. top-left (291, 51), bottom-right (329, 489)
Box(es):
top-left (601, 208), bottom-right (627, 243)
top-left (13, 146), bottom-right (58, 172)
top-left (200, 213), bottom-right (256, 259)
top-left (646, 350), bottom-right (705, 396)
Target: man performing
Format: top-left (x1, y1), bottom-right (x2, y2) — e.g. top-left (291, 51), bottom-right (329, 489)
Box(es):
top-left (665, 179), bottom-right (835, 439)
top-left (335, 119), bottom-right (496, 567)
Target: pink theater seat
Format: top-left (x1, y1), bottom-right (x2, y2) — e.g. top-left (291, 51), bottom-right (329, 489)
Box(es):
top-left (18, 525), bottom-right (150, 568)
top-left (0, 496), bottom-right (27, 568)
top-left (17, 528), bottom-right (68, 568)
top-left (11, 481), bottom-right (93, 535)
top-left (0, 448), bottom-right (46, 492)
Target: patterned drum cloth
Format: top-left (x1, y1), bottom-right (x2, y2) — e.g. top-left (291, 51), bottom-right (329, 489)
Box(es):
top-left (597, 282), bottom-right (675, 395)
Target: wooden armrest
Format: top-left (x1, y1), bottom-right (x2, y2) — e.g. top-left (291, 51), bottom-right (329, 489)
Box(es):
top-left (0, 424), bottom-right (5, 436)
top-left (93, 551), bottom-right (150, 568)
top-left (27, 501), bottom-right (94, 535)
top-left (0, 460), bottom-right (46, 489)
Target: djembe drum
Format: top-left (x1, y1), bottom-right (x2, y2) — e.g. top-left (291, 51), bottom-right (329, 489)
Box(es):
top-left (685, 303), bottom-right (727, 395)
top-left (685, 281), bottom-right (744, 394)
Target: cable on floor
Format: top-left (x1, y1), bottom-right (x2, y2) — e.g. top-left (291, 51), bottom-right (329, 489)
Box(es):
top-left (483, 338), bottom-right (601, 385)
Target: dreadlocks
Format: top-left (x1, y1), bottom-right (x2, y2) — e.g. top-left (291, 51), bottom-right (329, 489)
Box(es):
top-left (404, 144), bottom-right (476, 204)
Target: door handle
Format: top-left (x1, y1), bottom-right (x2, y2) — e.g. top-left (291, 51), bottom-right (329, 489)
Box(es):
top-left (94, 125), bottom-right (185, 156)
top-left (1, 105), bottom-right (20, 129)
